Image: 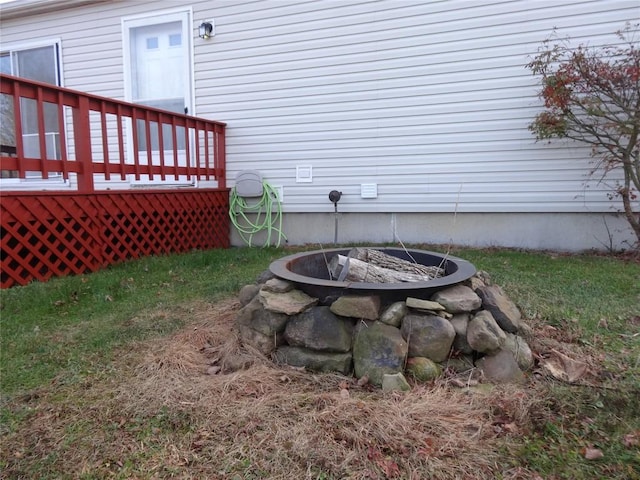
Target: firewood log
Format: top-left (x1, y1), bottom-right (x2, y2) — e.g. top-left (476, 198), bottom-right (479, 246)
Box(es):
top-left (328, 254), bottom-right (441, 283)
top-left (351, 248), bottom-right (444, 278)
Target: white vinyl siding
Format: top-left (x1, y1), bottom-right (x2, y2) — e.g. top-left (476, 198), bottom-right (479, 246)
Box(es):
top-left (193, 0), bottom-right (639, 214)
top-left (1, 0), bottom-right (638, 211)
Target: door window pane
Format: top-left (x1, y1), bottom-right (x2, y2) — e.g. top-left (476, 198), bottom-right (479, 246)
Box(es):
top-left (129, 21), bottom-right (185, 152)
top-left (146, 37), bottom-right (159, 50)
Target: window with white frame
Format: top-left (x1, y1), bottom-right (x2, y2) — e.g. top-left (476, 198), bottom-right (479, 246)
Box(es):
top-left (1, 40), bottom-right (64, 181)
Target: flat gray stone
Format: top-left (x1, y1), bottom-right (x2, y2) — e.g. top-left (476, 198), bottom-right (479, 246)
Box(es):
top-left (330, 295), bottom-right (380, 320)
top-left (259, 288), bottom-right (318, 315)
top-left (406, 297), bottom-right (445, 311)
top-left (261, 277), bottom-right (294, 293)
top-left (431, 285), bottom-right (482, 313)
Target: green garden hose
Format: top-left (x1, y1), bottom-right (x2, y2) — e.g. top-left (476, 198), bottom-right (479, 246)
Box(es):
top-left (229, 181), bottom-right (287, 247)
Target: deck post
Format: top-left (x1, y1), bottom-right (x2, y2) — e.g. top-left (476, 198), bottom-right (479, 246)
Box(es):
top-left (216, 125), bottom-right (226, 189)
top-left (73, 95), bottom-right (94, 193)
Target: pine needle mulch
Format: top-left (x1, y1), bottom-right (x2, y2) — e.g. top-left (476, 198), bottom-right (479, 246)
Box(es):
top-left (1, 298), bottom-right (544, 480)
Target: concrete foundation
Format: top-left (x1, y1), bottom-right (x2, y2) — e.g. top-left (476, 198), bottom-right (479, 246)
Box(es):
top-left (230, 212), bottom-right (637, 252)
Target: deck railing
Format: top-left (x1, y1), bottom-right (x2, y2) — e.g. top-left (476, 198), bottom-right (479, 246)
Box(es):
top-left (0, 73), bottom-right (226, 192)
top-left (0, 74), bottom-right (229, 287)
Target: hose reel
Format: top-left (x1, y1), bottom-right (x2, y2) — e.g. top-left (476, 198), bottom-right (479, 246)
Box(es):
top-left (229, 170), bottom-right (287, 247)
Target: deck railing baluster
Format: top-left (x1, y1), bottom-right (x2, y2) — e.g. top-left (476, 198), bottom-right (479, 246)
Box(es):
top-left (184, 118), bottom-right (192, 182)
top-left (143, 109), bottom-right (153, 180)
top-left (157, 112), bottom-right (166, 181)
top-left (13, 82), bottom-right (26, 178)
top-left (171, 116), bottom-right (179, 181)
top-left (0, 74), bottom-right (226, 190)
top-left (35, 87), bottom-right (49, 179)
top-left (116, 104), bottom-right (126, 180)
top-left (56, 91), bottom-right (69, 181)
top-left (100, 101), bottom-right (110, 180)
top-left (130, 107), bottom-right (141, 181)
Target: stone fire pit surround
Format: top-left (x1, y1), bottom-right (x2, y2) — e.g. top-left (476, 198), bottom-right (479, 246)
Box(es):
top-left (235, 251), bottom-right (534, 389)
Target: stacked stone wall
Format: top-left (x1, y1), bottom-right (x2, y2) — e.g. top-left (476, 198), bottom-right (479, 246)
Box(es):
top-left (236, 271), bottom-right (533, 389)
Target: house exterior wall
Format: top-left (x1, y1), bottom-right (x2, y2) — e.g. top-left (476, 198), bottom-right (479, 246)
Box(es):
top-left (1, 0), bottom-right (638, 250)
top-left (240, 211), bottom-right (634, 252)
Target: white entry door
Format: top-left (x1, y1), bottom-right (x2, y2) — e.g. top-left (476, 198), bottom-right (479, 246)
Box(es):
top-left (123, 10), bottom-right (193, 185)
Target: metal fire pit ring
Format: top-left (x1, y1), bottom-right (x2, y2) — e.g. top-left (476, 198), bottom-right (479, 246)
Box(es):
top-left (269, 247), bottom-right (477, 304)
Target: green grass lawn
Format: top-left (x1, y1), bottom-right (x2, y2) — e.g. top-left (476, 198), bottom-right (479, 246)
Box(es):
top-left (1, 245), bottom-right (638, 479)
top-left (0, 246), bottom-right (284, 395)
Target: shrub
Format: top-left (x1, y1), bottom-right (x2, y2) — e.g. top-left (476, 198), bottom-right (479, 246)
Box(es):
top-left (527, 24), bottom-right (640, 248)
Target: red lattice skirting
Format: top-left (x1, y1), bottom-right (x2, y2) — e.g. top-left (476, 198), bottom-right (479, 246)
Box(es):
top-left (1, 189), bottom-right (230, 288)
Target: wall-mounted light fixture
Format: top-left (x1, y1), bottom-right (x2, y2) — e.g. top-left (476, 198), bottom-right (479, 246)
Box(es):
top-left (199, 21), bottom-right (214, 39)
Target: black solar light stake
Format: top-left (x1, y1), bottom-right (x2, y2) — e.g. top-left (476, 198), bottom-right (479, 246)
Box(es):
top-left (329, 190), bottom-right (342, 245)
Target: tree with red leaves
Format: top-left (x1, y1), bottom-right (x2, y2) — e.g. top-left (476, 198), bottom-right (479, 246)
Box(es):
top-left (527, 24), bottom-right (640, 248)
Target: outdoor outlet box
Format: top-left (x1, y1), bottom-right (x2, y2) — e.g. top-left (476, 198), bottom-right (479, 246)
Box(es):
top-left (360, 183), bottom-right (378, 198)
top-left (273, 185), bottom-right (284, 202)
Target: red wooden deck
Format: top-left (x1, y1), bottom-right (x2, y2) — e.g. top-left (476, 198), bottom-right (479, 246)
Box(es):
top-left (1, 74), bottom-right (229, 288)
